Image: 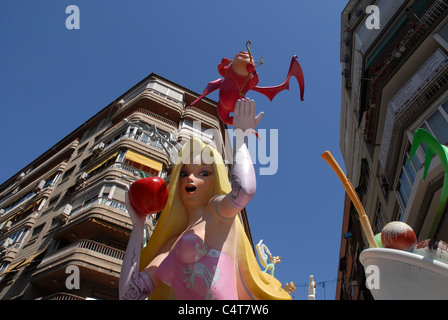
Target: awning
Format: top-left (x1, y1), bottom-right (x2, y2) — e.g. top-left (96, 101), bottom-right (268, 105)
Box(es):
top-left (0, 249), bottom-right (46, 277)
top-left (125, 150), bottom-right (163, 172)
top-left (91, 218), bottom-right (130, 236)
top-left (2, 198), bottom-right (43, 223)
top-left (23, 198), bottom-right (42, 212)
top-left (86, 152), bottom-right (118, 174)
top-left (367, 13), bottom-right (409, 69)
top-left (16, 249), bottom-right (46, 269)
top-left (0, 258), bottom-right (26, 277)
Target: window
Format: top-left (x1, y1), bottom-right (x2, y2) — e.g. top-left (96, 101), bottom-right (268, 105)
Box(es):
top-left (396, 145), bottom-right (421, 211)
top-left (4, 227), bottom-right (30, 246)
top-left (0, 262), bottom-right (10, 275)
top-left (80, 154), bottom-right (95, 168)
top-left (373, 203), bottom-right (387, 234)
top-left (29, 224), bottom-right (45, 241)
top-left (70, 182), bottom-right (129, 215)
top-left (7, 198), bottom-right (42, 226)
top-left (2, 191), bottom-right (36, 215)
top-left (396, 98), bottom-right (448, 214)
top-left (147, 80), bottom-right (184, 104)
top-left (434, 18), bottom-right (448, 51)
top-left (62, 184), bottom-right (77, 200)
top-left (104, 129), bottom-right (127, 148)
top-left (129, 122), bottom-right (169, 151)
top-left (72, 187), bottom-right (101, 210)
top-left (122, 150), bottom-right (162, 177)
top-left (393, 204), bottom-right (404, 222)
top-left (62, 166), bottom-right (76, 181)
top-left (48, 194), bottom-right (61, 208)
top-left (180, 119), bottom-right (217, 149)
top-left (43, 171), bottom-right (62, 188)
top-left (85, 152), bottom-right (118, 178)
top-left (98, 183), bottom-right (127, 212)
top-left (76, 144), bottom-right (88, 156)
top-left (103, 122), bottom-right (170, 152)
top-left (422, 102), bottom-right (448, 146)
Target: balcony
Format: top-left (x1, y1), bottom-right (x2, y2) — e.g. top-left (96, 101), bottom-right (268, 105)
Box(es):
top-left (40, 292), bottom-right (86, 300)
top-left (120, 131), bottom-right (166, 152)
top-left (97, 131), bottom-right (170, 170)
top-left (31, 239), bottom-right (124, 292)
top-left (369, 0), bottom-right (448, 85)
top-left (54, 197), bottom-right (131, 244)
top-left (78, 145), bottom-right (165, 188)
top-left (0, 170), bottom-right (62, 222)
top-left (183, 106), bottom-right (220, 129)
top-left (112, 85), bottom-right (185, 124)
top-left (69, 196), bottom-right (128, 219)
top-left (0, 201), bottom-right (40, 236)
top-left (0, 142), bottom-right (75, 201)
top-left (364, 0), bottom-right (448, 144)
top-left (83, 159), bottom-right (161, 187)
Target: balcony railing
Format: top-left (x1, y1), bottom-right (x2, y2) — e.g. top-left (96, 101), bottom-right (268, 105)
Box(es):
top-left (76, 239), bottom-right (125, 260)
top-left (127, 132), bottom-right (165, 151)
top-left (66, 196), bottom-right (127, 224)
top-left (86, 159), bottom-right (155, 182)
top-left (70, 196), bottom-right (128, 218)
top-left (113, 162), bottom-right (152, 178)
top-left (371, 0), bottom-right (448, 84)
top-left (102, 132), bottom-right (165, 155)
top-left (364, 0), bottom-right (448, 143)
top-left (41, 239), bottom-right (125, 267)
top-left (41, 292), bottom-right (85, 300)
top-left (97, 197), bottom-right (127, 213)
top-left (147, 87), bottom-right (184, 106)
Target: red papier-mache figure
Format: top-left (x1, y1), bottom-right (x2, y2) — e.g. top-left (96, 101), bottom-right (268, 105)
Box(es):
top-left (191, 41), bottom-right (305, 126)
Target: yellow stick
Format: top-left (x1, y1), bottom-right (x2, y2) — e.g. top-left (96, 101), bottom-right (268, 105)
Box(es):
top-left (321, 151), bottom-right (378, 248)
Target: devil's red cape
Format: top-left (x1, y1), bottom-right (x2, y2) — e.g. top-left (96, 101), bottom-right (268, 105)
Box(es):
top-left (191, 55), bottom-right (305, 126)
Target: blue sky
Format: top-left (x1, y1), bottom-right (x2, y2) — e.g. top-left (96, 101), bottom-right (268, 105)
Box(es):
top-left (0, 0), bottom-right (349, 300)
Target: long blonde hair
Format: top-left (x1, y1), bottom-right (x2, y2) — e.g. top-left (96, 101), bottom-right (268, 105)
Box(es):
top-left (139, 138), bottom-right (291, 300)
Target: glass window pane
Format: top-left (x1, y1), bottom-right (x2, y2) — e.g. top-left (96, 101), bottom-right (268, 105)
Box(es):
top-left (442, 100), bottom-right (448, 114)
top-left (404, 160), bottom-right (416, 182)
top-left (113, 186), bottom-right (126, 202)
top-left (398, 183), bottom-right (408, 207)
top-left (409, 150), bottom-right (422, 171)
top-left (400, 170), bottom-right (412, 197)
top-left (427, 110), bottom-right (448, 144)
top-left (420, 123), bottom-right (432, 152)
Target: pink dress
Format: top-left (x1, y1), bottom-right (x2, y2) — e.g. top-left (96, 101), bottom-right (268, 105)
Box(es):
top-left (156, 233), bottom-right (238, 300)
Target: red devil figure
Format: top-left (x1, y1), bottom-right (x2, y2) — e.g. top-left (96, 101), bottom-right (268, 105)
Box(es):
top-left (191, 41), bottom-right (305, 126)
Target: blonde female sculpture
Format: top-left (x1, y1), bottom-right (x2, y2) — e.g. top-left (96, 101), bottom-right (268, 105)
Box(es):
top-left (119, 98), bottom-right (291, 300)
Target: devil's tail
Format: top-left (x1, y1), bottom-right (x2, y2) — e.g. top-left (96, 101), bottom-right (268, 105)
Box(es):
top-left (252, 55), bottom-right (305, 102)
top-left (290, 55), bottom-right (305, 101)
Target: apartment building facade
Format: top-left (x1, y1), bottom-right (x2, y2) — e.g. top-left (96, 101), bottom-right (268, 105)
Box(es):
top-left (0, 73), bottom-right (250, 300)
top-left (337, 0), bottom-right (448, 299)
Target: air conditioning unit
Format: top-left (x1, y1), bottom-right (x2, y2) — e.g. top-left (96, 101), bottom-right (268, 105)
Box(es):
top-left (92, 142), bottom-right (105, 155)
top-left (0, 238), bottom-right (13, 252)
top-left (76, 172), bottom-right (88, 184)
top-left (61, 204), bottom-right (72, 216)
top-left (34, 179), bottom-right (46, 192)
top-left (55, 204), bottom-right (72, 223)
top-left (116, 99), bottom-right (125, 107)
top-left (0, 221), bottom-right (13, 232)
